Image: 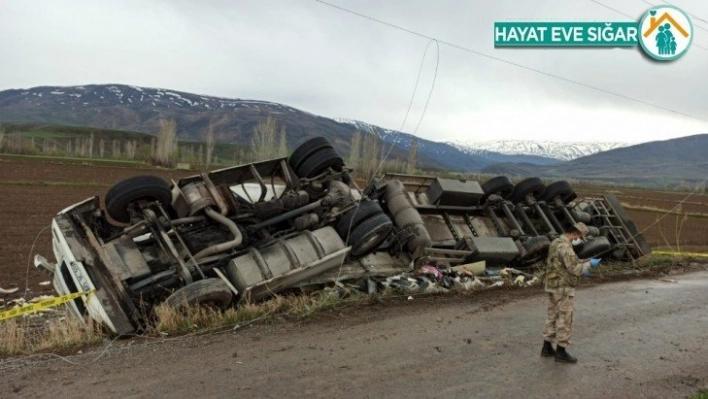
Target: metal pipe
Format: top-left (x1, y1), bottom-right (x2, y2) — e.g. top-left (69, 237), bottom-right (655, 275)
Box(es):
top-left (533, 203), bottom-right (557, 235)
top-left (501, 203), bottom-right (525, 236)
top-left (171, 215), bottom-right (206, 226)
top-left (561, 206), bottom-right (577, 225)
top-left (128, 269), bottom-right (175, 292)
top-left (541, 204), bottom-right (565, 233)
top-left (516, 206), bottom-right (539, 236)
top-left (250, 164), bottom-right (268, 203)
top-left (423, 248), bottom-right (474, 256)
top-left (248, 200), bottom-right (323, 231)
top-left (193, 207), bottom-right (244, 260)
top-left (487, 207), bottom-right (508, 237)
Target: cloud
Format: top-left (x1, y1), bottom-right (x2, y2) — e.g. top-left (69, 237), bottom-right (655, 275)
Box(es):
top-left (1, 0), bottom-right (707, 144)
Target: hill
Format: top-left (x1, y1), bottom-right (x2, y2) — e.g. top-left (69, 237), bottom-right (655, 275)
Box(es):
top-left (481, 134), bottom-right (708, 188)
top-left (0, 84), bottom-right (557, 172)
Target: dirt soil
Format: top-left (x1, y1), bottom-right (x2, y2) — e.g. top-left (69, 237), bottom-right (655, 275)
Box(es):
top-left (0, 157), bottom-right (194, 299)
top-left (1, 263), bottom-right (706, 398)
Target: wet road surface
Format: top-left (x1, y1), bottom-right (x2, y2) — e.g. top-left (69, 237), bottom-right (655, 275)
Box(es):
top-left (2, 271), bottom-right (707, 398)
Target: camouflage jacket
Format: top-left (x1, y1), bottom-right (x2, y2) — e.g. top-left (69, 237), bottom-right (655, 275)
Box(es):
top-left (544, 235), bottom-right (590, 296)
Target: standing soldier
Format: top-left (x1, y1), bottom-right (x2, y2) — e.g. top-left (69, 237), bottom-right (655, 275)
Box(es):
top-left (541, 222), bottom-right (601, 363)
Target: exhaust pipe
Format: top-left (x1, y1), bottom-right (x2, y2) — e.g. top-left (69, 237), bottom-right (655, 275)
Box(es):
top-left (193, 207), bottom-right (244, 260)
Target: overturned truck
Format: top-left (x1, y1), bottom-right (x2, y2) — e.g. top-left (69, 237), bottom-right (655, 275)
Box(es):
top-left (34, 137), bottom-right (651, 335)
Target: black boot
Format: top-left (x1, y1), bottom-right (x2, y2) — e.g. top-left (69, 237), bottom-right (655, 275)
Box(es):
top-left (541, 341), bottom-right (555, 357)
top-left (554, 345), bottom-right (577, 363)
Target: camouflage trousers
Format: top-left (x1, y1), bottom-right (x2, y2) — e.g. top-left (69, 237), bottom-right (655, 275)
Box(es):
top-left (543, 293), bottom-right (575, 348)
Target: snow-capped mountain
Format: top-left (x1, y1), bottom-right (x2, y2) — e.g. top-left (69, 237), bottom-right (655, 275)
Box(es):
top-left (450, 140), bottom-right (632, 161)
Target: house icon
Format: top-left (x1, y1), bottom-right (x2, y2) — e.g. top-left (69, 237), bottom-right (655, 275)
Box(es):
top-left (643, 11), bottom-right (689, 38)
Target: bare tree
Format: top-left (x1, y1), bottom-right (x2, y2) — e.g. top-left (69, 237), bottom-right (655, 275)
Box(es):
top-left (277, 125), bottom-right (288, 157)
top-left (112, 140), bottom-right (120, 158)
top-left (349, 130), bottom-right (361, 173)
top-left (126, 140), bottom-right (137, 159)
top-left (155, 118), bottom-right (177, 167)
top-left (88, 132), bottom-right (95, 158)
top-left (406, 138), bottom-right (417, 174)
top-left (0, 123), bottom-right (5, 152)
top-left (362, 132), bottom-right (381, 181)
top-left (205, 121), bottom-right (215, 168)
top-left (98, 138), bottom-right (105, 158)
top-left (251, 116), bottom-right (278, 160)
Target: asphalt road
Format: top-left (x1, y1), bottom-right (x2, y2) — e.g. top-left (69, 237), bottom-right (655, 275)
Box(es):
top-left (2, 271), bottom-right (707, 398)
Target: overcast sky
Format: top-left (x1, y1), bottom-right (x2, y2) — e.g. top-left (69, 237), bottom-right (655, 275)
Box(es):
top-left (1, 0), bottom-right (707, 144)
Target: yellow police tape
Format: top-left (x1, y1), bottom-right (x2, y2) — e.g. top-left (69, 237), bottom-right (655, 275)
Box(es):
top-left (0, 289), bottom-right (95, 322)
top-left (652, 250), bottom-right (708, 258)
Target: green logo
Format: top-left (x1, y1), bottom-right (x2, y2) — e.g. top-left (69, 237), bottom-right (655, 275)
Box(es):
top-left (494, 6), bottom-right (693, 61)
top-left (637, 5), bottom-right (693, 60)
top-left (494, 22), bottom-right (639, 47)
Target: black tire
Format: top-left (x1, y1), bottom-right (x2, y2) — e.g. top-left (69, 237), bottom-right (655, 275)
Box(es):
top-left (517, 235), bottom-right (551, 266)
top-left (509, 177), bottom-right (546, 203)
top-left (296, 147), bottom-right (345, 178)
top-left (576, 236), bottom-right (612, 259)
top-left (336, 200), bottom-right (384, 238)
top-left (480, 176), bottom-right (514, 204)
top-left (164, 278), bottom-right (233, 310)
top-left (105, 176), bottom-right (173, 224)
top-left (541, 181), bottom-right (577, 204)
top-left (347, 213), bottom-right (393, 260)
top-left (288, 137), bottom-right (333, 172)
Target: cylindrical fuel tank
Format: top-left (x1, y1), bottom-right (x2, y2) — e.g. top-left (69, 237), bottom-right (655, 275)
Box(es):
top-left (224, 226), bottom-right (345, 294)
top-left (383, 180), bottom-right (432, 257)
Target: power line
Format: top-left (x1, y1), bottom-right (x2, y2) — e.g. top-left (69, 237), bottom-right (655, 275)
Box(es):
top-left (373, 38), bottom-right (440, 178)
top-left (398, 39), bottom-right (439, 133)
top-left (636, 0), bottom-right (708, 33)
top-left (590, 0), bottom-right (708, 50)
top-left (313, 0), bottom-right (708, 125)
top-left (641, 0), bottom-right (708, 26)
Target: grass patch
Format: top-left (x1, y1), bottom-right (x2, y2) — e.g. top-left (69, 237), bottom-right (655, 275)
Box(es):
top-left (0, 180), bottom-right (109, 187)
top-left (0, 153), bottom-right (150, 166)
top-left (0, 308), bottom-right (105, 358)
top-left (691, 389), bottom-right (708, 399)
top-left (149, 285), bottom-right (370, 336)
top-left (620, 202), bottom-right (708, 219)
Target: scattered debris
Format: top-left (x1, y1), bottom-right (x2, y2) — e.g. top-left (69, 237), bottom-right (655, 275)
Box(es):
top-left (0, 286), bottom-right (19, 294)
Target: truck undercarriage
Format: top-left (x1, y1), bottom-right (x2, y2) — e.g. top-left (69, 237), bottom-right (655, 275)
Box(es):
top-left (35, 136), bottom-right (651, 335)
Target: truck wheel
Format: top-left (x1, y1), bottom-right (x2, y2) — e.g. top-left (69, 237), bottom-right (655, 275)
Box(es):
top-left (336, 200), bottom-right (384, 238)
top-left (517, 235), bottom-right (551, 266)
top-left (576, 236), bottom-right (612, 259)
top-left (105, 175), bottom-right (173, 224)
top-left (347, 213), bottom-right (393, 260)
top-left (480, 176), bottom-right (514, 204)
top-left (509, 177), bottom-right (546, 203)
top-left (164, 278), bottom-right (233, 310)
top-left (296, 147), bottom-right (345, 178)
top-left (288, 137), bottom-right (333, 172)
top-left (541, 181), bottom-right (577, 204)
